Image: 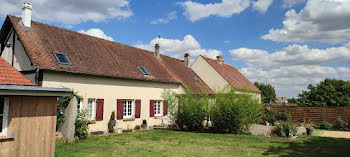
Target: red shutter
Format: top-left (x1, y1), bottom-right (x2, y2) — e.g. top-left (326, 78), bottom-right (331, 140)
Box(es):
top-left (135, 99), bottom-right (141, 118)
top-left (163, 101), bottom-right (168, 116)
top-left (96, 99), bottom-right (104, 121)
top-left (117, 99), bottom-right (124, 120)
top-left (150, 100), bottom-right (155, 117)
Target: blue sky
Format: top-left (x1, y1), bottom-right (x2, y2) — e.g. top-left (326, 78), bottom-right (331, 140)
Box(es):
top-left (1, 0), bottom-right (350, 97)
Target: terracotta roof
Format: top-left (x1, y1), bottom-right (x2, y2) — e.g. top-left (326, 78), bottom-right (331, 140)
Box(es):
top-left (200, 55), bottom-right (260, 93)
top-left (161, 55), bottom-right (213, 94)
top-left (0, 57), bottom-right (35, 86)
top-left (1, 16), bottom-right (180, 84)
top-left (0, 15), bottom-right (213, 93)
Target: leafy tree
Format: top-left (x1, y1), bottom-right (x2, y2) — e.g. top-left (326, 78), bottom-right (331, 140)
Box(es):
top-left (254, 82), bottom-right (276, 103)
top-left (297, 78), bottom-right (350, 107)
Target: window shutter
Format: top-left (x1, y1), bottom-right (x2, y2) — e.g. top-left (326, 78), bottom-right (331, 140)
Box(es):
top-left (135, 99), bottom-right (141, 118)
top-left (163, 101), bottom-right (168, 116)
top-left (117, 99), bottom-right (124, 120)
top-left (96, 99), bottom-right (104, 121)
top-left (150, 100), bottom-right (155, 117)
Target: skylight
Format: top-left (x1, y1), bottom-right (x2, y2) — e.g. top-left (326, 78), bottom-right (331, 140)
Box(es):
top-left (191, 75), bottom-right (199, 82)
top-left (53, 52), bottom-right (71, 65)
top-left (234, 76), bottom-right (240, 82)
top-left (138, 66), bottom-right (150, 75)
top-left (225, 74), bottom-right (232, 80)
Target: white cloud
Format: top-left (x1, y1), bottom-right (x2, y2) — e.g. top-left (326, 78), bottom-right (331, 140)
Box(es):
top-left (253, 0), bottom-right (274, 13)
top-left (262, 0), bottom-right (350, 43)
top-left (150, 11), bottom-right (177, 24)
top-left (282, 0), bottom-right (306, 8)
top-left (135, 35), bottom-right (222, 62)
top-left (0, 0), bottom-right (132, 25)
top-left (179, 0), bottom-right (251, 22)
top-left (224, 40), bottom-right (231, 44)
top-left (230, 44), bottom-right (350, 97)
top-left (78, 28), bottom-right (114, 41)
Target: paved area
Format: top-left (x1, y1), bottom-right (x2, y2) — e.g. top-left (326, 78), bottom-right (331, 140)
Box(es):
top-left (321, 131), bottom-right (350, 139)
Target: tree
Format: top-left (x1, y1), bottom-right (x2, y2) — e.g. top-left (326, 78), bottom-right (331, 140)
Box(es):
top-left (297, 78), bottom-right (350, 107)
top-left (254, 82), bottom-right (276, 103)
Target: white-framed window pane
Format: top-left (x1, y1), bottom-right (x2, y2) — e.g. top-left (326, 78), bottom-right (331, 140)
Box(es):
top-left (0, 97), bottom-right (9, 136)
top-left (87, 99), bottom-right (94, 120)
top-left (123, 100), bottom-right (133, 118)
top-left (154, 101), bottom-right (162, 116)
top-left (0, 98), bottom-right (4, 133)
top-left (77, 98), bottom-right (83, 113)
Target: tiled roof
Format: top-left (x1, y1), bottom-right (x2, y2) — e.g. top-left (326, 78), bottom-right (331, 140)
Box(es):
top-left (0, 57), bottom-right (35, 86)
top-left (0, 15), bottom-right (213, 94)
top-left (5, 15), bottom-right (178, 84)
top-left (200, 55), bottom-right (260, 93)
top-left (161, 55), bottom-right (213, 94)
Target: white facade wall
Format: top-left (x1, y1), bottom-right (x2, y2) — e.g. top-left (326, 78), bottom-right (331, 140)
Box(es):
top-left (42, 71), bottom-right (185, 132)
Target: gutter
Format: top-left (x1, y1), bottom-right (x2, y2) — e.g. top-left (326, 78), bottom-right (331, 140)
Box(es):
top-left (0, 85), bottom-right (72, 97)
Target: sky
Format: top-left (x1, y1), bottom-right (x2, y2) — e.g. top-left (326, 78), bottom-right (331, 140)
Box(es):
top-left (0, 0), bottom-right (350, 98)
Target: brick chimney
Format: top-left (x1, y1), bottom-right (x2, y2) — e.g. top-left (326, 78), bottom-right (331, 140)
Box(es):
top-left (184, 53), bottom-right (190, 67)
top-left (216, 56), bottom-right (224, 64)
top-left (21, 2), bottom-right (32, 28)
top-left (155, 44), bottom-right (160, 59)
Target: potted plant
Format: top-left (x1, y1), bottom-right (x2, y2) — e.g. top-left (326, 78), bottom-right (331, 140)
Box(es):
top-left (304, 120), bottom-right (315, 136)
top-left (108, 111), bottom-right (116, 133)
top-left (141, 119), bottom-right (147, 129)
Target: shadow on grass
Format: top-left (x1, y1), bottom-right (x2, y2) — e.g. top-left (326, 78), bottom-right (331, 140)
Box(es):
top-left (263, 136), bottom-right (350, 157)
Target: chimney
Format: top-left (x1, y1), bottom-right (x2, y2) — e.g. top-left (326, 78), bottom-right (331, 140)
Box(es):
top-left (155, 44), bottom-right (160, 59)
top-left (216, 56), bottom-right (224, 64)
top-left (184, 53), bottom-right (190, 67)
top-left (21, 2), bottom-right (32, 28)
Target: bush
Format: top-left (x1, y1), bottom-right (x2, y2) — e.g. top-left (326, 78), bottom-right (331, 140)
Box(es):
top-left (334, 117), bottom-right (348, 131)
top-left (265, 109), bottom-right (291, 125)
top-left (57, 92), bottom-right (81, 131)
top-left (75, 110), bottom-right (89, 140)
top-left (273, 121), bottom-right (297, 138)
top-left (211, 88), bottom-right (263, 134)
top-left (318, 120), bottom-right (333, 130)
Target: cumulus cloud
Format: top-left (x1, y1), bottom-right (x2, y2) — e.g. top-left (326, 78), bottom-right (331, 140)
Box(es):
top-left (262, 0), bottom-right (350, 43)
top-left (135, 35), bottom-right (222, 62)
top-left (253, 0), bottom-right (274, 13)
top-left (78, 28), bottom-right (114, 41)
top-left (150, 11), bottom-right (177, 24)
top-left (230, 44), bottom-right (350, 97)
top-left (179, 0), bottom-right (251, 22)
top-left (0, 0), bottom-right (132, 25)
top-left (282, 0), bottom-right (306, 8)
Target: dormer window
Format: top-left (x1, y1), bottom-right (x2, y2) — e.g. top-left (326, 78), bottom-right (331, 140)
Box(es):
top-left (53, 52), bottom-right (71, 65)
top-left (191, 75), bottom-right (199, 82)
top-left (138, 66), bottom-right (150, 76)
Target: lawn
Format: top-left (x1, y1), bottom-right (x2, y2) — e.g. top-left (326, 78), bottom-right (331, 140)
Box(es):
top-left (55, 129), bottom-right (350, 157)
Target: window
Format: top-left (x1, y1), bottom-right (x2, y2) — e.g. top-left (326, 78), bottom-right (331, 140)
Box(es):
top-left (87, 99), bottom-right (95, 120)
top-left (191, 75), bottom-right (199, 82)
top-left (53, 52), bottom-right (72, 65)
top-left (138, 66), bottom-right (150, 75)
top-left (225, 74), bottom-right (232, 81)
top-left (77, 98), bottom-right (83, 113)
top-left (0, 97), bottom-right (9, 137)
top-left (154, 100), bottom-right (162, 116)
top-left (123, 100), bottom-right (133, 118)
top-left (234, 76), bottom-right (240, 82)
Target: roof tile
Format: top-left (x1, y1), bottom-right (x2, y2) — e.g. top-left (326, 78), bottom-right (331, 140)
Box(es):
top-left (0, 57), bottom-right (35, 86)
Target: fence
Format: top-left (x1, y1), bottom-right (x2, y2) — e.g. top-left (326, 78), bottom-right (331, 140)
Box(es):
top-left (267, 105), bottom-right (350, 125)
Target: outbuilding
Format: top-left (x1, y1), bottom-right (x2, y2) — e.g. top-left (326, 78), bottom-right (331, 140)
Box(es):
top-left (0, 57), bottom-right (71, 157)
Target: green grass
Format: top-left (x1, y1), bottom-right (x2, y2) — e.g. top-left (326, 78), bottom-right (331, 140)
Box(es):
top-left (56, 129), bottom-right (350, 157)
top-left (313, 129), bottom-right (326, 136)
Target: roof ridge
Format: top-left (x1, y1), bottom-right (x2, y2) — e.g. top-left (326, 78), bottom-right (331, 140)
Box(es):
top-left (201, 55), bottom-right (239, 70)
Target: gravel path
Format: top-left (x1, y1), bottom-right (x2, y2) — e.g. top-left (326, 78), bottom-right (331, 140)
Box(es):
top-left (320, 131), bottom-right (350, 139)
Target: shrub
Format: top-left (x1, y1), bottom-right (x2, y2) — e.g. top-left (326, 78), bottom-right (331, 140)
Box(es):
top-left (265, 109), bottom-right (291, 125)
top-left (211, 88), bottom-right (263, 134)
top-left (318, 120), bottom-right (333, 130)
top-left (273, 121), bottom-right (297, 138)
top-left (334, 117), bottom-right (348, 131)
top-left (75, 110), bottom-right (89, 140)
top-left (57, 92), bottom-right (81, 131)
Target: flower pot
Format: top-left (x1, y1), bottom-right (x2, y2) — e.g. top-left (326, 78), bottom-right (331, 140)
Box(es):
top-left (108, 120), bottom-right (116, 133)
top-left (141, 124), bottom-right (147, 129)
top-left (306, 127), bottom-right (314, 136)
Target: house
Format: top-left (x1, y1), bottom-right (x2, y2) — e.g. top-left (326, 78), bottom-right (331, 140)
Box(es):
top-left (0, 57), bottom-right (71, 157)
top-left (191, 55), bottom-right (261, 100)
top-left (0, 3), bottom-right (212, 133)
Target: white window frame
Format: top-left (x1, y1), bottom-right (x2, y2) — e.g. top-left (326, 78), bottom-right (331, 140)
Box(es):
top-left (154, 100), bottom-right (162, 116)
top-left (87, 99), bottom-right (95, 120)
top-left (123, 100), bottom-right (134, 118)
top-left (77, 98), bottom-right (83, 113)
top-left (0, 97), bottom-right (9, 138)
